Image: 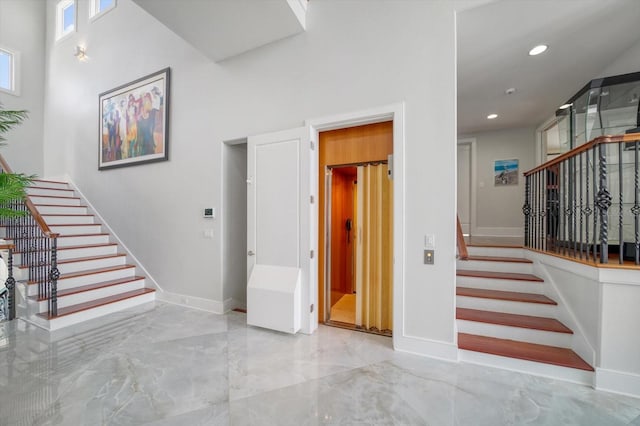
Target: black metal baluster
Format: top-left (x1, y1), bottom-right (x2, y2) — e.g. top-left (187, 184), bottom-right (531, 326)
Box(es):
top-left (619, 141), bottom-right (624, 264)
top-left (560, 161), bottom-right (566, 255)
top-left (579, 152), bottom-right (584, 259)
top-left (523, 175), bottom-right (531, 248)
top-left (6, 247), bottom-right (16, 320)
top-left (49, 237), bottom-right (58, 317)
top-left (585, 150), bottom-right (591, 261)
top-left (597, 143), bottom-right (612, 263)
top-left (593, 148), bottom-right (599, 260)
top-left (571, 157), bottom-right (578, 257)
top-left (633, 139), bottom-right (639, 265)
top-left (533, 173), bottom-right (540, 249)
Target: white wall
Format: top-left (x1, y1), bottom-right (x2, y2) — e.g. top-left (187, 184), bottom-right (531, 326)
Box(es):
top-left (599, 38), bottom-right (640, 77)
top-left (0, 0), bottom-right (45, 176)
top-left (459, 127), bottom-right (535, 236)
top-left (42, 1), bottom-right (457, 351)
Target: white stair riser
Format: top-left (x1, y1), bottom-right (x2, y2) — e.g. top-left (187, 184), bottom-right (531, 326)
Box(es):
top-left (57, 234), bottom-right (110, 247)
top-left (57, 245), bottom-right (118, 260)
top-left (30, 181), bottom-right (70, 190)
top-left (29, 196), bottom-right (81, 206)
top-left (456, 319), bottom-right (572, 347)
top-left (467, 246), bottom-right (526, 258)
top-left (456, 295), bottom-right (558, 317)
top-left (42, 215), bottom-right (95, 225)
top-left (46, 293), bottom-right (155, 330)
top-left (34, 205), bottom-right (88, 215)
top-left (27, 188), bottom-right (75, 197)
top-left (26, 267), bottom-right (136, 296)
top-left (459, 350), bottom-right (593, 386)
top-left (457, 276), bottom-right (544, 294)
top-left (456, 260), bottom-right (533, 274)
top-left (49, 224), bottom-right (102, 235)
top-left (32, 279), bottom-right (146, 311)
top-left (57, 256), bottom-right (127, 274)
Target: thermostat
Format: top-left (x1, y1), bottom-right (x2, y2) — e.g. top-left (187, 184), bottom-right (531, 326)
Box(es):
top-left (203, 208), bottom-right (215, 219)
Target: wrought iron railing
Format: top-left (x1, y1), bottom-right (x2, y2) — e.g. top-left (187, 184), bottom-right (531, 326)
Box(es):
top-left (523, 133), bottom-right (640, 265)
top-left (0, 155), bottom-right (60, 319)
top-left (0, 242), bottom-right (16, 321)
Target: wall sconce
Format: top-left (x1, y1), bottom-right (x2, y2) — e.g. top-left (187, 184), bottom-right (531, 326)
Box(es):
top-left (74, 45), bottom-right (87, 61)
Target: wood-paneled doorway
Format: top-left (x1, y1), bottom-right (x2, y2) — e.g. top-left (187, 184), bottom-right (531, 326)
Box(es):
top-left (319, 121), bottom-right (394, 335)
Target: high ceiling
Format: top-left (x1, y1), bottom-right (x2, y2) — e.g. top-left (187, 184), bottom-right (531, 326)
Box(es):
top-left (457, 0), bottom-right (640, 135)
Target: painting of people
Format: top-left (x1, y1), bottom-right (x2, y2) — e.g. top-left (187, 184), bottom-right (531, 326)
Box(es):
top-left (99, 68), bottom-right (170, 170)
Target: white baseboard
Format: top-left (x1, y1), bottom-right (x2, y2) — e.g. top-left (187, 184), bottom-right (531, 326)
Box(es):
top-left (393, 334), bottom-right (459, 362)
top-left (595, 368), bottom-right (640, 398)
top-left (474, 227), bottom-right (523, 237)
top-left (156, 291), bottom-right (226, 314)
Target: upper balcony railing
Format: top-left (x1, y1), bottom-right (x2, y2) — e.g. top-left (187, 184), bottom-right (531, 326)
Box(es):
top-left (523, 133), bottom-right (640, 265)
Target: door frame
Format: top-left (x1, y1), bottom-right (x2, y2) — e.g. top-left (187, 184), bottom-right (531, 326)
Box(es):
top-left (457, 137), bottom-right (477, 236)
top-left (306, 103), bottom-right (405, 341)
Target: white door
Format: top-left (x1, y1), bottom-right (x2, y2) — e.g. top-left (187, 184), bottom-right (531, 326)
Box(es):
top-left (247, 127), bottom-right (316, 334)
top-left (457, 143), bottom-right (471, 234)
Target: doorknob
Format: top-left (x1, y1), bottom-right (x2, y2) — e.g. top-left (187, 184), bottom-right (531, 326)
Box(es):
top-left (248, 250), bottom-right (255, 256)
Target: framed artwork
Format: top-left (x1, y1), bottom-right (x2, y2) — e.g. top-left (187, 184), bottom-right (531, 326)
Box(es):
top-left (494, 159), bottom-right (518, 185)
top-left (98, 67), bottom-right (170, 170)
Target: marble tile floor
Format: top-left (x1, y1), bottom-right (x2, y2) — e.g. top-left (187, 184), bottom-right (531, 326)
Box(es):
top-left (0, 302), bottom-right (639, 425)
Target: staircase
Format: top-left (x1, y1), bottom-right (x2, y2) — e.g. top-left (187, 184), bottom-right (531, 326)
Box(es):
top-left (456, 242), bottom-right (594, 383)
top-left (9, 179), bottom-right (155, 330)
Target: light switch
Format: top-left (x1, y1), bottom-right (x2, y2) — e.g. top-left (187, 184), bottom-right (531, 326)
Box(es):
top-left (424, 234), bottom-right (435, 249)
top-left (203, 229), bottom-right (214, 238)
top-left (424, 249), bottom-right (434, 265)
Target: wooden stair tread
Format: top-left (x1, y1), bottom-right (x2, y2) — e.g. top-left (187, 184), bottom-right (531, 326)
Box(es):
top-left (13, 242), bottom-right (118, 254)
top-left (456, 287), bottom-right (557, 305)
top-left (57, 233), bottom-right (109, 238)
top-left (461, 255), bottom-right (532, 264)
top-left (36, 288), bottom-right (155, 319)
top-left (48, 223), bottom-right (102, 227)
top-left (29, 194), bottom-right (80, 200)
top-left (27, 264), bottom-right (135, 284)
top-left (31, 276), bottom-right (146, 300)
top-left (456, 308), bottom-right (572, 333)
top-left (41, 214), bottom-right (93, 217)
top-left (466, 243), bottom-right (523, 248)
top-left (457, 269), bottom-right (543, 282)
top-left (33, 203), bottom-right (87, 207)
top-left (28, 186), bottom-right (74, 192)
top-left (458, 333), bottom-right (593, 371)
top-left (32, 179), bottom-right (68, 185)
top-left (18, 253), bottom-right (125, 269)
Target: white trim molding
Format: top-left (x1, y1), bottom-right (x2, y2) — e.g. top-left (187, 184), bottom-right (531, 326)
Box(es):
top-left (595, 368), bottom-right (640, 398)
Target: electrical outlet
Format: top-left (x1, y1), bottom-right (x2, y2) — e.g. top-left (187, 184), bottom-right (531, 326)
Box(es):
top-left (424, 249), bottom-right (434, 265)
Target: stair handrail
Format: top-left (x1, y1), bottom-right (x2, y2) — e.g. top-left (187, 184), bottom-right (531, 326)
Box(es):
top-left (523, 132), bottom-right (640, 265)
top-left (0, 153), bottom-right (60, 317)
top-left (457, 215), bottom-right (469, 260)
top-left (0, 154), bottom-right (58, 238)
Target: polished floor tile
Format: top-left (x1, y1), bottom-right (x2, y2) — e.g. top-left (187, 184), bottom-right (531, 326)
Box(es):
top-left (0, 301), bottom-right (639, 425)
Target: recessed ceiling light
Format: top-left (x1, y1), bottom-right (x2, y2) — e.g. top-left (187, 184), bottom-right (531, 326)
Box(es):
top-left (505, 87), bottom-right (516, 95)
top-left (487, 113), bottom-right (498, 120)
top-left (559, 103), bottom-right (572, 110)
top-left (528, 44), bottom-right (548, 56)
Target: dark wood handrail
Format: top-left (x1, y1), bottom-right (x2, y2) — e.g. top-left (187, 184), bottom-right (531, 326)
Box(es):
top-left (0, 154), bottom-right (59, 238)
top-left (524, 132), bottom-right (640, 177)
top-left (456, 215), bottom-right (468, 260)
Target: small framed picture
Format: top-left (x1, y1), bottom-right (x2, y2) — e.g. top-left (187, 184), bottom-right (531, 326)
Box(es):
top-left (494, 159), bottom-right (518, 185)
top-left (98, 67), bottom-right (170, 170)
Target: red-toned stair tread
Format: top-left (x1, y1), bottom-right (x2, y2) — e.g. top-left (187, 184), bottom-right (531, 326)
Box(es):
top-left (29, 194), bottom-right (80, 200)
top-left (37, 288), bottom-right (155, 319)
top-left (27, 264), bottom-right (135, 284)
top-left (461, 255), bottom-right (533, 264)
top-left (19, 253), bottom-right (125, 270)
top-left (31, 276), bottom-right (146, 300)
top-left (457, 269), bottom-right (543, 282)
top-left (32, 179), bottom-right (68, 185)
top-left (457, 287), bottom-right (557, 305)
top-left (457, 308), bottom-right (572, 333)
top-left (29, 186), bottom-right (75, 193)
top-left (459, 333), bottom-right (593, 371)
